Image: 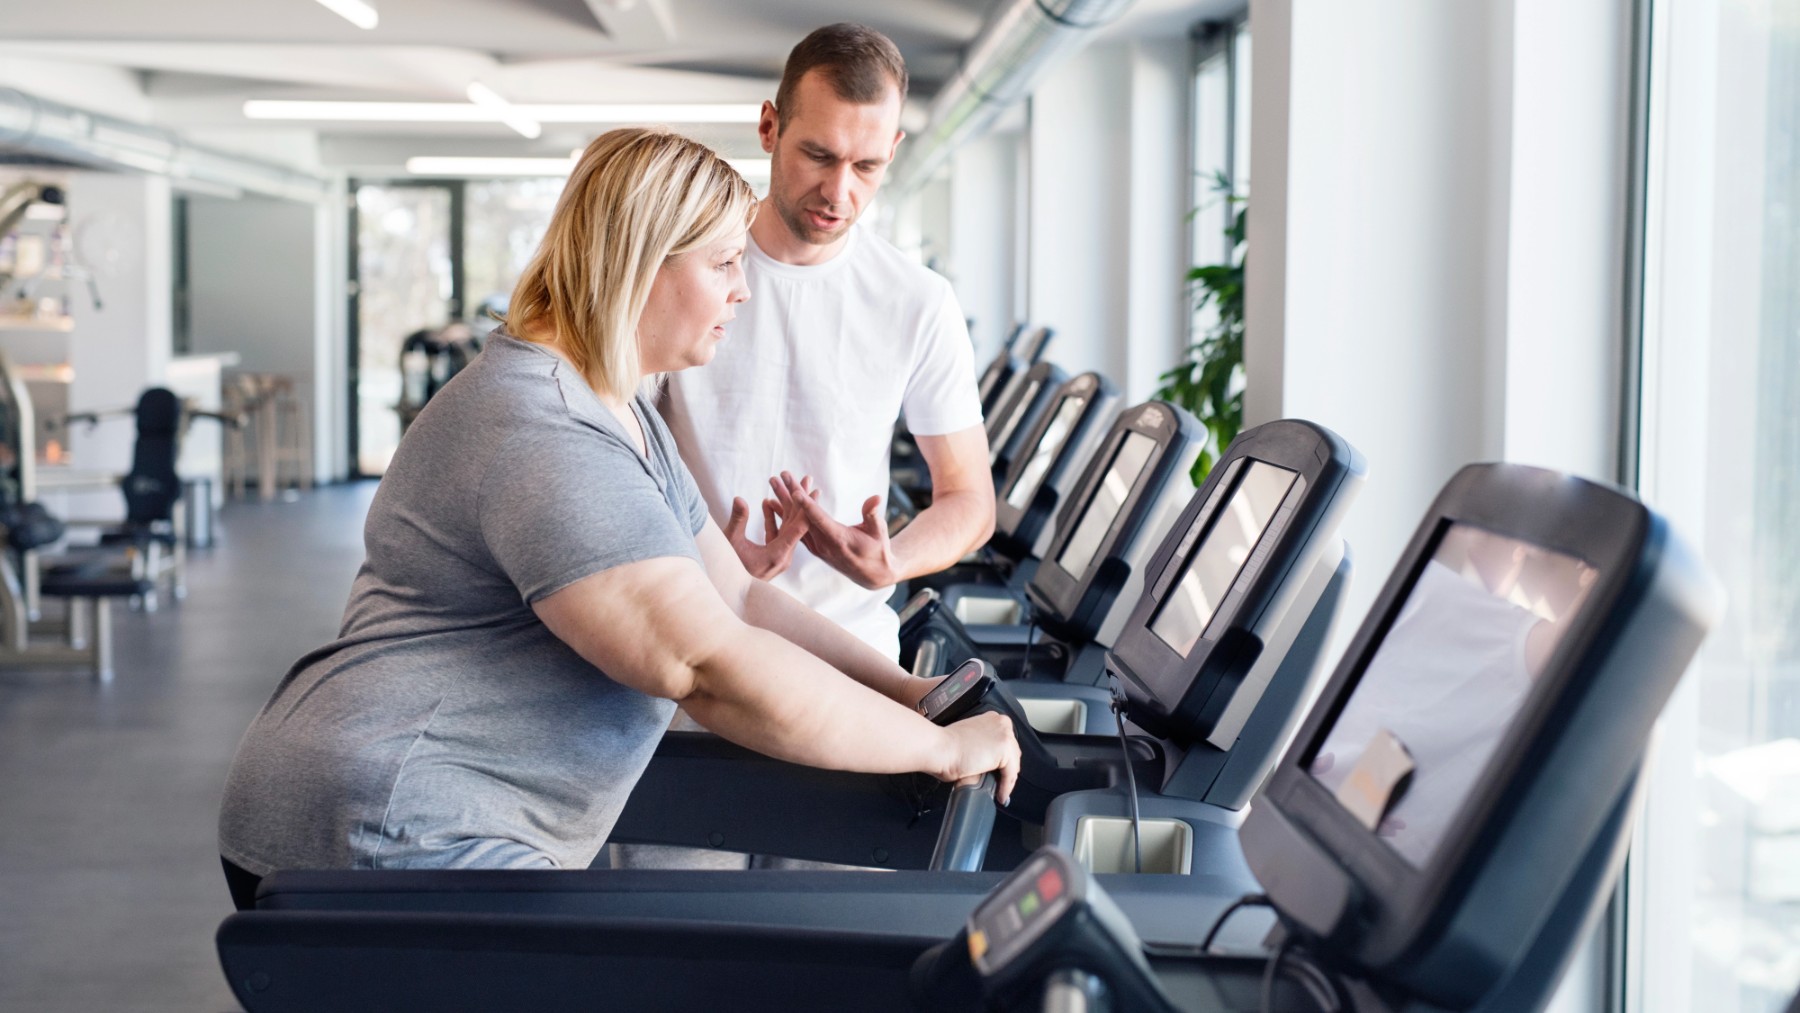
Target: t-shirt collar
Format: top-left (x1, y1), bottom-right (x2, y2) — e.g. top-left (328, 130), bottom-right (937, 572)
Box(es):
top-left (747, 221), bottom-right (860, 281)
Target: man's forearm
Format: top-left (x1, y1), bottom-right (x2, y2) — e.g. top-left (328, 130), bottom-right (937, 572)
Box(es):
top-left (742, 579), bottom-right (932, 704)
top-left (889, 486), bottom-right (996, 583)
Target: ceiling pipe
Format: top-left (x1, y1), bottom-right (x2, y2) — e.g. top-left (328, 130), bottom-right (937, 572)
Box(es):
top-left (885, 0), bottom-right (1137, 201)
top-left (0, 86), bottom-right (333, 204)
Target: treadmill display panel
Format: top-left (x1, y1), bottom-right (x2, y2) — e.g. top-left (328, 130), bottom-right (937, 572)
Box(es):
top-left (991, 380), bottom-right (1041, 458)
top-left (1148, 461), bottom-right (1297, 655)
top-left (1308, 524), bottom-right (1598, 867)
top-left (1056, 431), bottom-right (1157, 578)
top-left (1006, 395), bottom-right (1087, 510)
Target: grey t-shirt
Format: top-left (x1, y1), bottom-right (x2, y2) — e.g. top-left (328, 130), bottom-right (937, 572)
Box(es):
top-left (219, 333), bottom-right (707, 875)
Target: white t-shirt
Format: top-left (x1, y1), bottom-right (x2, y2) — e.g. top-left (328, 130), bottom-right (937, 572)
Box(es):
top-left (662, 225), bottom-right (983, 657)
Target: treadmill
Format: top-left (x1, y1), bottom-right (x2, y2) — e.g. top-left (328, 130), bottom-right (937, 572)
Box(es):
top-left (603, 419), bottom-right (1361, 870)
top-left (905, 399), bottom-right (1204, 687)
top-left (896, 324), bottom-right (1053, 505)
top-left (214, 422), bottom-right (1365, 1003)
top-left (985, 360), bottom-right (1067, 485)
top-left (217, 463), bottom-right (1722, 1013)
top-left (900, 370), bottom-right (1119, 604)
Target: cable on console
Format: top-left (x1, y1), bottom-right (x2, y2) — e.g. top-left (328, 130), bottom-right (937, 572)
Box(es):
top-left (1197, 892), bottom-right (1271, 954)
top-left (1108, 675), bottom-right (1144, 875)
top-left (1260, 937), bottom-right (1346, 1013)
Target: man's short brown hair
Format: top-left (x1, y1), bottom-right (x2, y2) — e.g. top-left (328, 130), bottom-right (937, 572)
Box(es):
top-left (774, 23), bottom-right (909, 128)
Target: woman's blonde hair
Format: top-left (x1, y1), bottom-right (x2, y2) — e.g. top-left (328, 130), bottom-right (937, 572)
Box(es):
top-left (506, 127), bottom-right (757, 400)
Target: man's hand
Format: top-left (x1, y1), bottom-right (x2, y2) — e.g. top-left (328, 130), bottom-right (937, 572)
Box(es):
top-left (722, 490), bottom-right (811, 580)
top-left (773, 471), bottom-right (901, 589)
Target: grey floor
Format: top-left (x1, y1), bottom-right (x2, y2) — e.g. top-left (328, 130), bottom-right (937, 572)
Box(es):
top-left (0, 482), bottom-right (377, 1013)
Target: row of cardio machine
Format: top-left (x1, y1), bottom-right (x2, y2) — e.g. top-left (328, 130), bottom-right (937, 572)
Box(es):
top-left (216, 323), bottom-right (1726, 1013)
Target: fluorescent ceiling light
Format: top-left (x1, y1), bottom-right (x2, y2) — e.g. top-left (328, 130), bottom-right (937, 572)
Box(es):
top-left (465, 82), bottom-right (542, 140)
top-left (408, 155), bottom-right (770, 180)
top-left (313, 0), bottom-right (378, 30)
top-left (568, 146), bottom-right (767, 178)
top-left (407, 157), bottom-right (576, 176)
top-left (245, 101), bottom-right (761, 124)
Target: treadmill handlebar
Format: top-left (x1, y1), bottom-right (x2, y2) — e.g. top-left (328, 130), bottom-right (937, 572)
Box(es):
top-left (930, 773), bottom-right (998, 872)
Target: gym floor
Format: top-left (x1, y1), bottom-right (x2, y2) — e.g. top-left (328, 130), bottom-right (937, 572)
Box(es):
top-left (0, 482), bottom-right (376, 1013)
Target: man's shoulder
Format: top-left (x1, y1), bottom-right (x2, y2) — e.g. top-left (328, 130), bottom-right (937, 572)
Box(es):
top-left (848, 227), bottom-right (955, 300)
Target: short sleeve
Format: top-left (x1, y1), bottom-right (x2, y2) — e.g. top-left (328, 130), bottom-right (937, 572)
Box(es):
top-left (477, 419), bottom-right (703, 604)
top-left (641, 395), bottom-right (710, 536)
top-left (900, 278), bottom-right (985, 437)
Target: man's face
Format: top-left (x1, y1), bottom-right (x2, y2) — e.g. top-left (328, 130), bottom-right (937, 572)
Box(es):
top-left (760, 69), bottom-right (904, 247)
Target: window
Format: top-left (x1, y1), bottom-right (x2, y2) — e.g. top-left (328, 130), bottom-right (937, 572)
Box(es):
top-left (348, 176), bottom-right (564, 476)
top-left (1188, 20), bottom-right (1250, 343)
top-left (1631, 3), bottom-right (1800, 1011)
top-left (462, 177), bottom-right (562, 327)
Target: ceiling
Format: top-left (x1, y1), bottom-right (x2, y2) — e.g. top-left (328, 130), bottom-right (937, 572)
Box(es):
top-left (0, 0), bottom-right (1239, 176)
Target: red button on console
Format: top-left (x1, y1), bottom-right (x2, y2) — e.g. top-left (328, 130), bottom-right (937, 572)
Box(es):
top-left (1037, 867), bottom-right (1063, 903)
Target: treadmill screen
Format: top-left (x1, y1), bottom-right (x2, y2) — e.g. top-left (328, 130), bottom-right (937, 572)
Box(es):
top-left (992, 380), bottom-right (1041, 459)
top-left (1056, 431), bottom-right (1157, 578)
top-left (1308, 524), bottom-right (1598, 867)
top-left (1006, 395), bottom-right (1086, 510)
top-left (1148, 461), bottom-right (1297, 655)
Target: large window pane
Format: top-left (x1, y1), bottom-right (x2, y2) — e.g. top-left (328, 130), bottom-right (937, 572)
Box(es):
top-left (462, 177), bottom-right (563, 328)
top-left (1635, 4), bottom-right (1800, 1012)
top-left (354, 184), bottom-right (454, 476)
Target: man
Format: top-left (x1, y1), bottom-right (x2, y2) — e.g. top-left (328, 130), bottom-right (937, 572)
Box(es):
top-left (663, 23), bottom-right (995, 661)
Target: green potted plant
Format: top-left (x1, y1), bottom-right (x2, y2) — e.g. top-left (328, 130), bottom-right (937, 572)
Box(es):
top-left (1154, 172), bottom-right (1244, 483)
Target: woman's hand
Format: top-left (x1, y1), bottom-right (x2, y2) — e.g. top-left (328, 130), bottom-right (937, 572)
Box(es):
top-left (937, 711), bottom-right (1022, 806)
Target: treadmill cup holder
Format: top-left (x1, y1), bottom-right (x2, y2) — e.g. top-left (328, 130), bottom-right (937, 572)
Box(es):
top-left (954, 594), bottom-right (1025, 625)
top-left (1016, 697), bottom-right (1088, 735)
top-left (1072, 816), bottom-right (1193, 875)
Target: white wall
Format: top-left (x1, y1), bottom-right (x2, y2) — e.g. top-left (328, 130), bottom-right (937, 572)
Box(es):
top-left (1249, 0), bottom-right (1512, 628)
top-left (1246, 2), bottom-right (1637, 1009)
top-left (1024, 40), bottom-right (1193, 402)
top-left (187, 193), bottom-right (345, 482)
top-left (65, 172), bottom-right (174, 477)
top-left (946, 129), bottom-right (1020, 359)
top-left (1027, 45), bottom-right (1133, 386)
top-left (1246, 0), bottom-right (1632, 629)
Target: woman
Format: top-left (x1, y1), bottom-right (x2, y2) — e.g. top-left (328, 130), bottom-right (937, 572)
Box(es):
top-left (217, 128), bottom-right (1019, 908)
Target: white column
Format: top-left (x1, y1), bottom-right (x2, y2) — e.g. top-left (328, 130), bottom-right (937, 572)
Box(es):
top-left (1123, 37), bottom-right (1194, 405)
top-left (1026, 40), bottom-right (1195, 401)
top-left (947, 129), bottom-right (1021, 359)
top-left (1027, 43), bottom-right (1133, 384)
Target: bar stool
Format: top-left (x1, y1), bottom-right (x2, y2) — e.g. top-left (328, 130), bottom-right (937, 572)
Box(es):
top-left (223, 373), bottom-right (312, 501)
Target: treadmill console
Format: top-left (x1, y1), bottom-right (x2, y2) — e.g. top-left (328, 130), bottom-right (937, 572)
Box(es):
top-left (920, 659), bottom-right (996, 726)
top-left (1026, 400), bottom-right (1203, 643)
top-left (966, 847), bottom-right (1174, 1012)
top-left (994, 372), bottom-right (1118, 556)
top-left (1241, 463), bottom-right (1721, 1008)
top-left (1110, 419), bottom-right (1364, 744)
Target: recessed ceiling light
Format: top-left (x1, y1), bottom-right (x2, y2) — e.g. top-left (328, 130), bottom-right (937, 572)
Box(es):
top-left (313, 0), bottom-right (378, 30)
